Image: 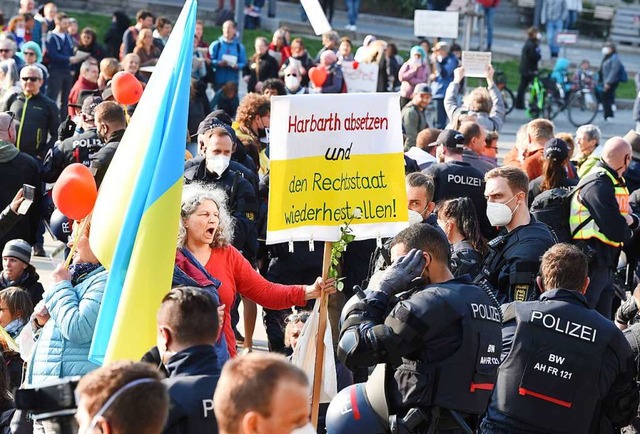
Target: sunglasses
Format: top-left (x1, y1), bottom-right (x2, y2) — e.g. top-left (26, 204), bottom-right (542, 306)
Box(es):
top-left (4, 111), bottom-right (14, 135)
top-left (21, 76), bottom-right (39, 82)
top-left (285, 73), bottom-right (299, 77)
top-left (23, 52), bottom-right (36, 56)
top-left (0, 49), bottom-right (11, 54)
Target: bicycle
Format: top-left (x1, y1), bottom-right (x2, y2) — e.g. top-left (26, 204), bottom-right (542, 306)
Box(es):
top-left (526, 73), bottom-right (598, 127)
top-left (494, 69), bottom-right (515, 115)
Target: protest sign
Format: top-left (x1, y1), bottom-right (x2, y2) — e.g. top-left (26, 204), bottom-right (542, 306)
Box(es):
top-left (462, 51), bottom-right (492, 78)
top-left (414, 10), bottom-right (459, 39)
top-left (342, 61), bottom-right (379, 93)
top-left (556, 31), bottom-right (578, 45)
top-left (267, 93), bottom-right (408, 245)
top-left (301, 0), bottom-right (332, 35)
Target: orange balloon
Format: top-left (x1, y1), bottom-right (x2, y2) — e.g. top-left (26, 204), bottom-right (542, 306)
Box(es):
top-left (52, 163), bottom-right (98, 220)
top-left (111, 71), bottom-right (143, 105)
top-left (308, 66), bottom-right (328, 87)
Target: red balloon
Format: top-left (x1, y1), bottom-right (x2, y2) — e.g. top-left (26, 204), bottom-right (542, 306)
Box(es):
top-left (308, 66), bottom-right (328, 87)
top-left (352, 61), bottom-right (359, 70)
top-left (111, 71), bottom-right (143, 105)
top-left (52, 163), bottom-right (98, 220)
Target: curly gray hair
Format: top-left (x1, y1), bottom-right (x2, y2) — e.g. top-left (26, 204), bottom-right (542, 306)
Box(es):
top-left (178, 183), bottom-right (234, 249)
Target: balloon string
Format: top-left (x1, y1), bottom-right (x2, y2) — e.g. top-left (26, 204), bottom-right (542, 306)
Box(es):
top-left (63, 213), bottom-right (92, 270)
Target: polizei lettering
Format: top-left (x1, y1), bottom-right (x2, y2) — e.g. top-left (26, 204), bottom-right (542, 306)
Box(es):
top-left (470, 303), bottom-right (501, 323)
top-left (530, 311), bottom-right (597, 343)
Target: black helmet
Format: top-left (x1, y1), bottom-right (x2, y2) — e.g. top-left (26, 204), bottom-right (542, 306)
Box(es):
top-left (326, 383), bottom-right (388, 434)
top-left (50, 208), bottom-right (73, 242)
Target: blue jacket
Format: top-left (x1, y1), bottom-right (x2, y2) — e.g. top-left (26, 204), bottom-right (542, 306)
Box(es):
top-left (431, 53), bottom-right (458, 98)
top-left (209, 36), bottom-right (247, 85)
top-left (45, 32), bottom-right (74, 71)
top-left (26, 267), bottom-right (107, 386)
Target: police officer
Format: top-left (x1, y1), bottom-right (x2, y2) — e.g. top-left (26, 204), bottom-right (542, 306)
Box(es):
top-left (329, 224), bottom-right (502, 433)
top-left (477, 166), bottom-right (556, 304)
top-left (424, 128), bottom-right (493, 239)
top-left (42, 95), bottom-right (103, 183)
top-left (480, 243), bottom-right (639, 434)
top-left (570, 136), bottom-right (640, 318)
top-left (89, 101), bottom-right (127, 187)
top-left (183, 120), bottom-right (258, 263)
top-left (157, 287), bottom-right (221, 434)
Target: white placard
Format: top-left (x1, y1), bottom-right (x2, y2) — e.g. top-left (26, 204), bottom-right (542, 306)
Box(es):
top-left (462, 51), bottom-right (492, 78)
top-left (556, 32), bottom-right (578, 45)
top-left (266, 93), bottom-right (409, 244)
top-left (414, 10), bottom-right (459, 39)
top-left (301, 0), bottom-right (332, 36)
top-left (341, 61), bottom-right (379, 93)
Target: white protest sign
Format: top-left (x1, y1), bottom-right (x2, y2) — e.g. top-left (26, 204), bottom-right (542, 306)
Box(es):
top-left (267, 93), bottom-right (408, 244)
top-left (462, 51), bottom-right (492, 78)
top-left (414, 10), bottom-right (459, 39)
top-left (556, 32), bottom-right (578, 45)
top-left (341, 61), bottom-right (379, 93)
top-left (301, 0), bottom-right (332, 35)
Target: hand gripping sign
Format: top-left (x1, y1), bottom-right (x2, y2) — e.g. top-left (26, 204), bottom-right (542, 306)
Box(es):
top-left (266, 93), bottom-right (408, 246)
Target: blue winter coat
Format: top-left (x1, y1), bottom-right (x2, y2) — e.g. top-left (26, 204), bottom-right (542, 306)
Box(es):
top-left (26, 266), bottom-right (107, 386)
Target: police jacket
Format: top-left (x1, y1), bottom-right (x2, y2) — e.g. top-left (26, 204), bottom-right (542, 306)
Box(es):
top-left (482, 289), bottom-right (639, 434)
top-left (424, 160), bottom-right (493, 240)
top-left (2, 91), bottom-right (60, 160)
top-left (163, 345), bottom-right (221, 434)
top-left (338, 276), bottom-right (502, 417)
top-left (451, 240), bottom-right (483, 280)
top-left (88, 129), bottom-right (125, 188)
top-left (184, 158), bottom-right (258, 261)
top-left (479, 217), bottom-right (556, 304)
top-left (42, 129), bottom-right (103, 183)
top-left (571, 161), bottom-right (636, 267)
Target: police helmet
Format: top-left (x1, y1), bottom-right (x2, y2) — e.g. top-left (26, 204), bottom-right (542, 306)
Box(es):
top-left (50, 209), bottom-right (73, 242)
top-left (326, 383), bottom-right (388, 434)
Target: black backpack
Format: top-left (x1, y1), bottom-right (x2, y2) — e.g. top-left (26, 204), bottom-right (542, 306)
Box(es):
top-left (530, 177), bottom-right (597, 244)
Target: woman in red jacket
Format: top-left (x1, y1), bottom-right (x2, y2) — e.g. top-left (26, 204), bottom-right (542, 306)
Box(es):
top-left (178, 185), bottom-right (335, 357)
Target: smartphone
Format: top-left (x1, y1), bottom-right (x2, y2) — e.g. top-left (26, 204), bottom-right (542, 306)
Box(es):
top-left (17, 184), bottom-right (35, 215)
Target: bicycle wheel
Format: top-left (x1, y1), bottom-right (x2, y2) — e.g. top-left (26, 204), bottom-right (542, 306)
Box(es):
top-left (502, 87), bottom-right (515, 115)
top-left (567, 90), bottom-right (598, 127)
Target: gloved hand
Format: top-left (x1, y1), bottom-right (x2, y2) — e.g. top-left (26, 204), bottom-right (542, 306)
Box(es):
top-left (376, 249), bottom-right (426, 296)
top-left (58, 116), bottom-right (76, 141)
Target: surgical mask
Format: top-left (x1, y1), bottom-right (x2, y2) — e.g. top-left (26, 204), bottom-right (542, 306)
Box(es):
top-left (410, 57), bottom-right (422, 66)
top-left (285, 75), bottom-right (300, 91)
top-left (436, 55), bottom-right (443, 63)
top-left (602, 47), bottom-right (611, 55)
top-left (259, 127), bottom-right (270, 145)
top-left (206, 155), bottom-right (230, 176)
top-left (291, 423), bottom-right (316, 434)
top-left (536, 32), bottom-right (542, 40)
top-left (486, 195), bottom-right (519, 227)
top-left (408, 209), bottom-right (424, 225)
top-left (15, 27), bottom-right (25, 38)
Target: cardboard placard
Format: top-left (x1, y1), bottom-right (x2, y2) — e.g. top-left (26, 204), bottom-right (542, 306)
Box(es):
top-left (341, 61), bottom-right (379, 93)
top-left (462, 51), bottom-right (492, 78)
top-left (301, 0), bottom-right (332, 36)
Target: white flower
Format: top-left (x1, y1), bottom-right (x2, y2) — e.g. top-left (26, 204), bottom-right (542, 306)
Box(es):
top-left (353, 208), bottom-right (363, 219)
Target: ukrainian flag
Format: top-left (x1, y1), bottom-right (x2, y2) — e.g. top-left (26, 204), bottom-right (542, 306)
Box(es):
top-left (88, 0), bottom-right (197, 364)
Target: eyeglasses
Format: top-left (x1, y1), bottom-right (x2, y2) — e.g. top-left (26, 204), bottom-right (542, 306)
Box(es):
top-left (21, 76), bottom-right (39, 82)
top-left (5, 111), bottom-right (14, 135)
top-left (285, 73), bottom-right (299, 77)
top-left (23, 51), bottom-right (36, 56)
top-left (0, 49), bottom-right (11, 54)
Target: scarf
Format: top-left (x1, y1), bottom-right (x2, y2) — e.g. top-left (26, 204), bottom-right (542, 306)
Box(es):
top-left (4, 318), bottom-right (26, 339)
top-left (69, 262), bottom-right (101, 285)
top-left (0, 269), bottom-right (30, 288)
top-left (0, 140), bottom-right (19, 163)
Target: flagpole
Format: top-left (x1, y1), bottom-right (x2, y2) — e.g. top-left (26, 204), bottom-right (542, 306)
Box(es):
top-left (311, 241), bottom-right (332, 428)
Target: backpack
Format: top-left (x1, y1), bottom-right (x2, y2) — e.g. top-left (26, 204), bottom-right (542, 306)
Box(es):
top-left (619, 62), bottom-right (629, 83)
top-left (530, 177), bottom-right (597, 244)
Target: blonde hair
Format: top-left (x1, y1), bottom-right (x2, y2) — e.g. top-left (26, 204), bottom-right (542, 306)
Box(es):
top-left (178, 184), bottom-right (234, 249)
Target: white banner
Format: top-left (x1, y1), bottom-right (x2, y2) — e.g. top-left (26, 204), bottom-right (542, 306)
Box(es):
top-left (267, 93), bottom-right (408, 244)
top-left (301, 0), bottom-right (332, 35)
top-left (342, 61), bottom-right (379, 93)
top-left (414, 10), bottom-right (459, 38)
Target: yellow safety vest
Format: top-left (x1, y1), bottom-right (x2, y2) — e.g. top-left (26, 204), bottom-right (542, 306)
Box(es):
top-left (570, 167), bottom-right (629, 247)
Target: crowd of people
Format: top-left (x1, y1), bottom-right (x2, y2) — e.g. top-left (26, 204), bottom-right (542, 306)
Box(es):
top-left (0, 1), bottom-right (640, 433)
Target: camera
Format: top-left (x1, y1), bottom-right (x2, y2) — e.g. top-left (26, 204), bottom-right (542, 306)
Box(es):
top-left (14, 377), bottom-right (81, 434)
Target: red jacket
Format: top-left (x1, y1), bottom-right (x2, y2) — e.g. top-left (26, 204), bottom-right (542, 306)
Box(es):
top-left (67, 76), bottom-right (99, 116)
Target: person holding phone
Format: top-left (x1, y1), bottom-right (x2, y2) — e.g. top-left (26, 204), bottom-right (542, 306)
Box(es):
top-left (0, 189), bottom-right (26, 239)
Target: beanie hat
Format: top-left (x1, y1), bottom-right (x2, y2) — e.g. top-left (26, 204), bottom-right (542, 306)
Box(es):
top-left (2, 239), bottom-right (31, 264)
top-left (409, 45), bottom-right (427, 60)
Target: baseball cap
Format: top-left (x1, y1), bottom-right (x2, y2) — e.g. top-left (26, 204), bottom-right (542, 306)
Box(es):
top-left (436, 129), bottom-right (465, 150)
top-left (544, 138), bottom-right (569, 162)
top-left (413, 83), bottom-right (431, 96)
top-left (195, 113), bottom-right (236, 141)
top-left (433, 41), bottom-right (450, 52)
top-left (81, 96), bottom-right (103, 117)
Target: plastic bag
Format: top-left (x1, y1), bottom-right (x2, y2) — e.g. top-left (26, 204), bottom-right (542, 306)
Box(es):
top-left (290, 300), bottom-right (338, 403)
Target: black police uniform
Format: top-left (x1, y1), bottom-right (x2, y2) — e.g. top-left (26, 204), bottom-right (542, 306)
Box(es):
top-left (338, 276), bottom-right (503, 432)
top-left (163, 345), bottom-right (221, 434)
top-left (481, 289), bottom-right (639, 434)
top-left (424, 160), bottom-right (494, 240)
top-left (184, 158), bottom-right (258, 262)
top-left (88, 129), bottom-right (125, 188)
top-left (476, 218), bottom-right (556, 304)
top-left (42, 129), bottom-right (103, 183)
